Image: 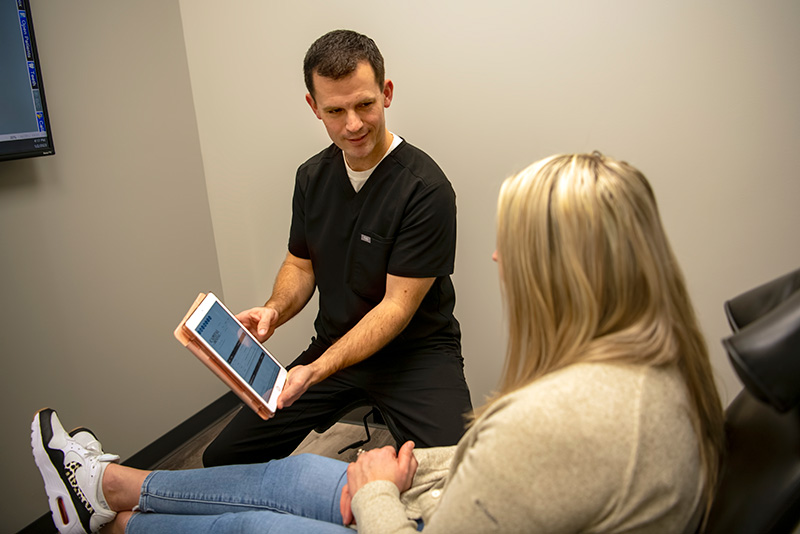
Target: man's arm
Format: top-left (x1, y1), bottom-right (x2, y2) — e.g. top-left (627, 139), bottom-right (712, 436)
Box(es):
top-left (236, 251), bottom-right (316, 342)
top-left (277, 273), bottom-right (434, 408)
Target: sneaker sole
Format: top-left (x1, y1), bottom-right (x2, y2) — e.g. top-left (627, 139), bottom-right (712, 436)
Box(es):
top-left (31, 409), bottom-right (90, 534)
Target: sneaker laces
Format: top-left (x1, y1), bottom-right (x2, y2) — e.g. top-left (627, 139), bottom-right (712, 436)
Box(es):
top-left (76, 434), bottom-right (120, 464)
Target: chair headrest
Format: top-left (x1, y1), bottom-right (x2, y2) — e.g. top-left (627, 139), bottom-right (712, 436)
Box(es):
top-left (724, 267), bottom-right (800, 332)
top-left (722, 288), bottom-right (800, 413)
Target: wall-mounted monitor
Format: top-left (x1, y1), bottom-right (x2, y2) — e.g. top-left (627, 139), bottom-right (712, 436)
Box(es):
top-left (0, 0), bottom-right (55, 162)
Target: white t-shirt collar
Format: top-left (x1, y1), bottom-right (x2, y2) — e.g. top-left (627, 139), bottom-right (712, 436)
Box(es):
top-left (345, 133), bottom-right (403, 192)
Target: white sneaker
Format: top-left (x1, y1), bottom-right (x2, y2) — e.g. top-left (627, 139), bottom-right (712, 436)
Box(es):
top-left (31, 409), bottom-right (120, 534)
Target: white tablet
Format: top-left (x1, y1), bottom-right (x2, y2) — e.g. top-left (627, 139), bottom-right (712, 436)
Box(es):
top-left (183, 292), bottom-right (287, 415)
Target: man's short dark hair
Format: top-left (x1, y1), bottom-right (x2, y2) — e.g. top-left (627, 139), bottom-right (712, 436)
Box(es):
top-left (303, 30), bottom-right (385, 99)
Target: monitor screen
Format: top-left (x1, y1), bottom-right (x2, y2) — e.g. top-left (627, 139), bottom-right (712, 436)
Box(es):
top-left (0, 0), bottom-right (54, 162)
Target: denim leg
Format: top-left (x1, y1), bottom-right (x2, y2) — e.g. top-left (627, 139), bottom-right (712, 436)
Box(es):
top-left (127, 454), bottom-right (351, 533)
top-left (126, 510), bottom-right (355, 534)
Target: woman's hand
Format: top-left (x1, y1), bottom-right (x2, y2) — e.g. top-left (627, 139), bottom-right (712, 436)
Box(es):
top-left (340, 483), bottom-right (354, 525)
top-left (340, 441), bottom-right (418, 525)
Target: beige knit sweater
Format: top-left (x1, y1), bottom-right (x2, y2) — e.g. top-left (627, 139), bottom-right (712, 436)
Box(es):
top-left (350, 362), bottom-right (704, 533)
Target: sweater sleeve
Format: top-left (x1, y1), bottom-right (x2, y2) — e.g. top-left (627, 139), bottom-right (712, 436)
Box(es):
top-left (351, 481), bottom-right (420, 533)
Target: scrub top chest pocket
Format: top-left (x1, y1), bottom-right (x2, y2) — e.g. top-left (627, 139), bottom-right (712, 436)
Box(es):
top-left (347, 231), bottom-right (395, 303)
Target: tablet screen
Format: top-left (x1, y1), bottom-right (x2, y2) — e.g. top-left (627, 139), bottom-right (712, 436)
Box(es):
top-left (191, 301), bottom-right (280, 396)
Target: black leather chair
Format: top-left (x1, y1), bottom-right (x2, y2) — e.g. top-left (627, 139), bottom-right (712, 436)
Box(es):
top-left (704, 267), bottom-right (800, 533)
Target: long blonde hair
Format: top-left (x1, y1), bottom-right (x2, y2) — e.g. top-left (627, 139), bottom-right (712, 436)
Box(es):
top-left (488, 152), bottom-right (724, 517)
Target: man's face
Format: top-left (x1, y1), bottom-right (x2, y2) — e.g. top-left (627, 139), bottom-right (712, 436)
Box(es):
top-left (306, 61), bottom-right (394, 172)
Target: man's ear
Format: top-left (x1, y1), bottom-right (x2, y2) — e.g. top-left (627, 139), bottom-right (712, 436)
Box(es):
top-left (305, 93), bottom-right (321, 119)
top-left (383, 79), bottom-right (394, 108)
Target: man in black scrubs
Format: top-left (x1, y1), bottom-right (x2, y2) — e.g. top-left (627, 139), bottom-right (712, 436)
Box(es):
top-left (203, 29), bottom-right (472, 466)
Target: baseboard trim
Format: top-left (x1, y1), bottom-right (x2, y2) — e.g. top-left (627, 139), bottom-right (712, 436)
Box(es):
top-left (123, 392), bottom-right (240, 470)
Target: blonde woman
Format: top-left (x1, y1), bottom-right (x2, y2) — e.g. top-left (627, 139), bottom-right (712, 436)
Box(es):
top-left (32, 152), bottom-right (723, 534)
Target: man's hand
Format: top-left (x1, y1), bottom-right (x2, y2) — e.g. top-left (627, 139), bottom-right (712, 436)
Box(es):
top-left (276, 364), bottom-right (317, 409)
top-left (345, 441), bottom-right (418, 513)
top-left (236, 306), bottom-right (279, 343)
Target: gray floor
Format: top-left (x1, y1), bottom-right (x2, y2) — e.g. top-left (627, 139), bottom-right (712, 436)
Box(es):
top-left (152, 406), bottom-right (396, 471)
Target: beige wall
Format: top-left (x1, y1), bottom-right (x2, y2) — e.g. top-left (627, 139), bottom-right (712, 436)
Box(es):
top-left (180, 0), bottom-right (800, 409)
top-left (1, 2), bottom-right (224, 530)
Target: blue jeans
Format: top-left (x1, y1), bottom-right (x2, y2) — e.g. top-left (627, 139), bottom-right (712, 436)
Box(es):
top-left (126, 454), bottom-right (353, 533)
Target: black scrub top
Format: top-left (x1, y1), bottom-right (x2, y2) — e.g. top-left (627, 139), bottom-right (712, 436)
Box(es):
top-left (289, 140), bottom-right (461, 352)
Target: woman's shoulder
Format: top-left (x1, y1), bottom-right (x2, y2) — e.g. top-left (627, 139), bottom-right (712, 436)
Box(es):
top-left (503, 362), bottom-right (687, 415)
top-left (489, 363), bottom-right (694, 452)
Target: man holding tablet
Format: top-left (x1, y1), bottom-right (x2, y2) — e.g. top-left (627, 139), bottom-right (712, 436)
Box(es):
top-left (203, 29), bottom-right (472, 466)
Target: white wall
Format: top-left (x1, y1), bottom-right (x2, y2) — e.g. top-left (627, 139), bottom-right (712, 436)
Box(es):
top-left (2, 2), bottom-right (224, 530)
top-left (180, 0), bottom-right (800, 407)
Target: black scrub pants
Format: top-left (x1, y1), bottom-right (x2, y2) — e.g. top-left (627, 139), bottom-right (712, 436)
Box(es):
top-left (202, 338), bottom-right (473, 467)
